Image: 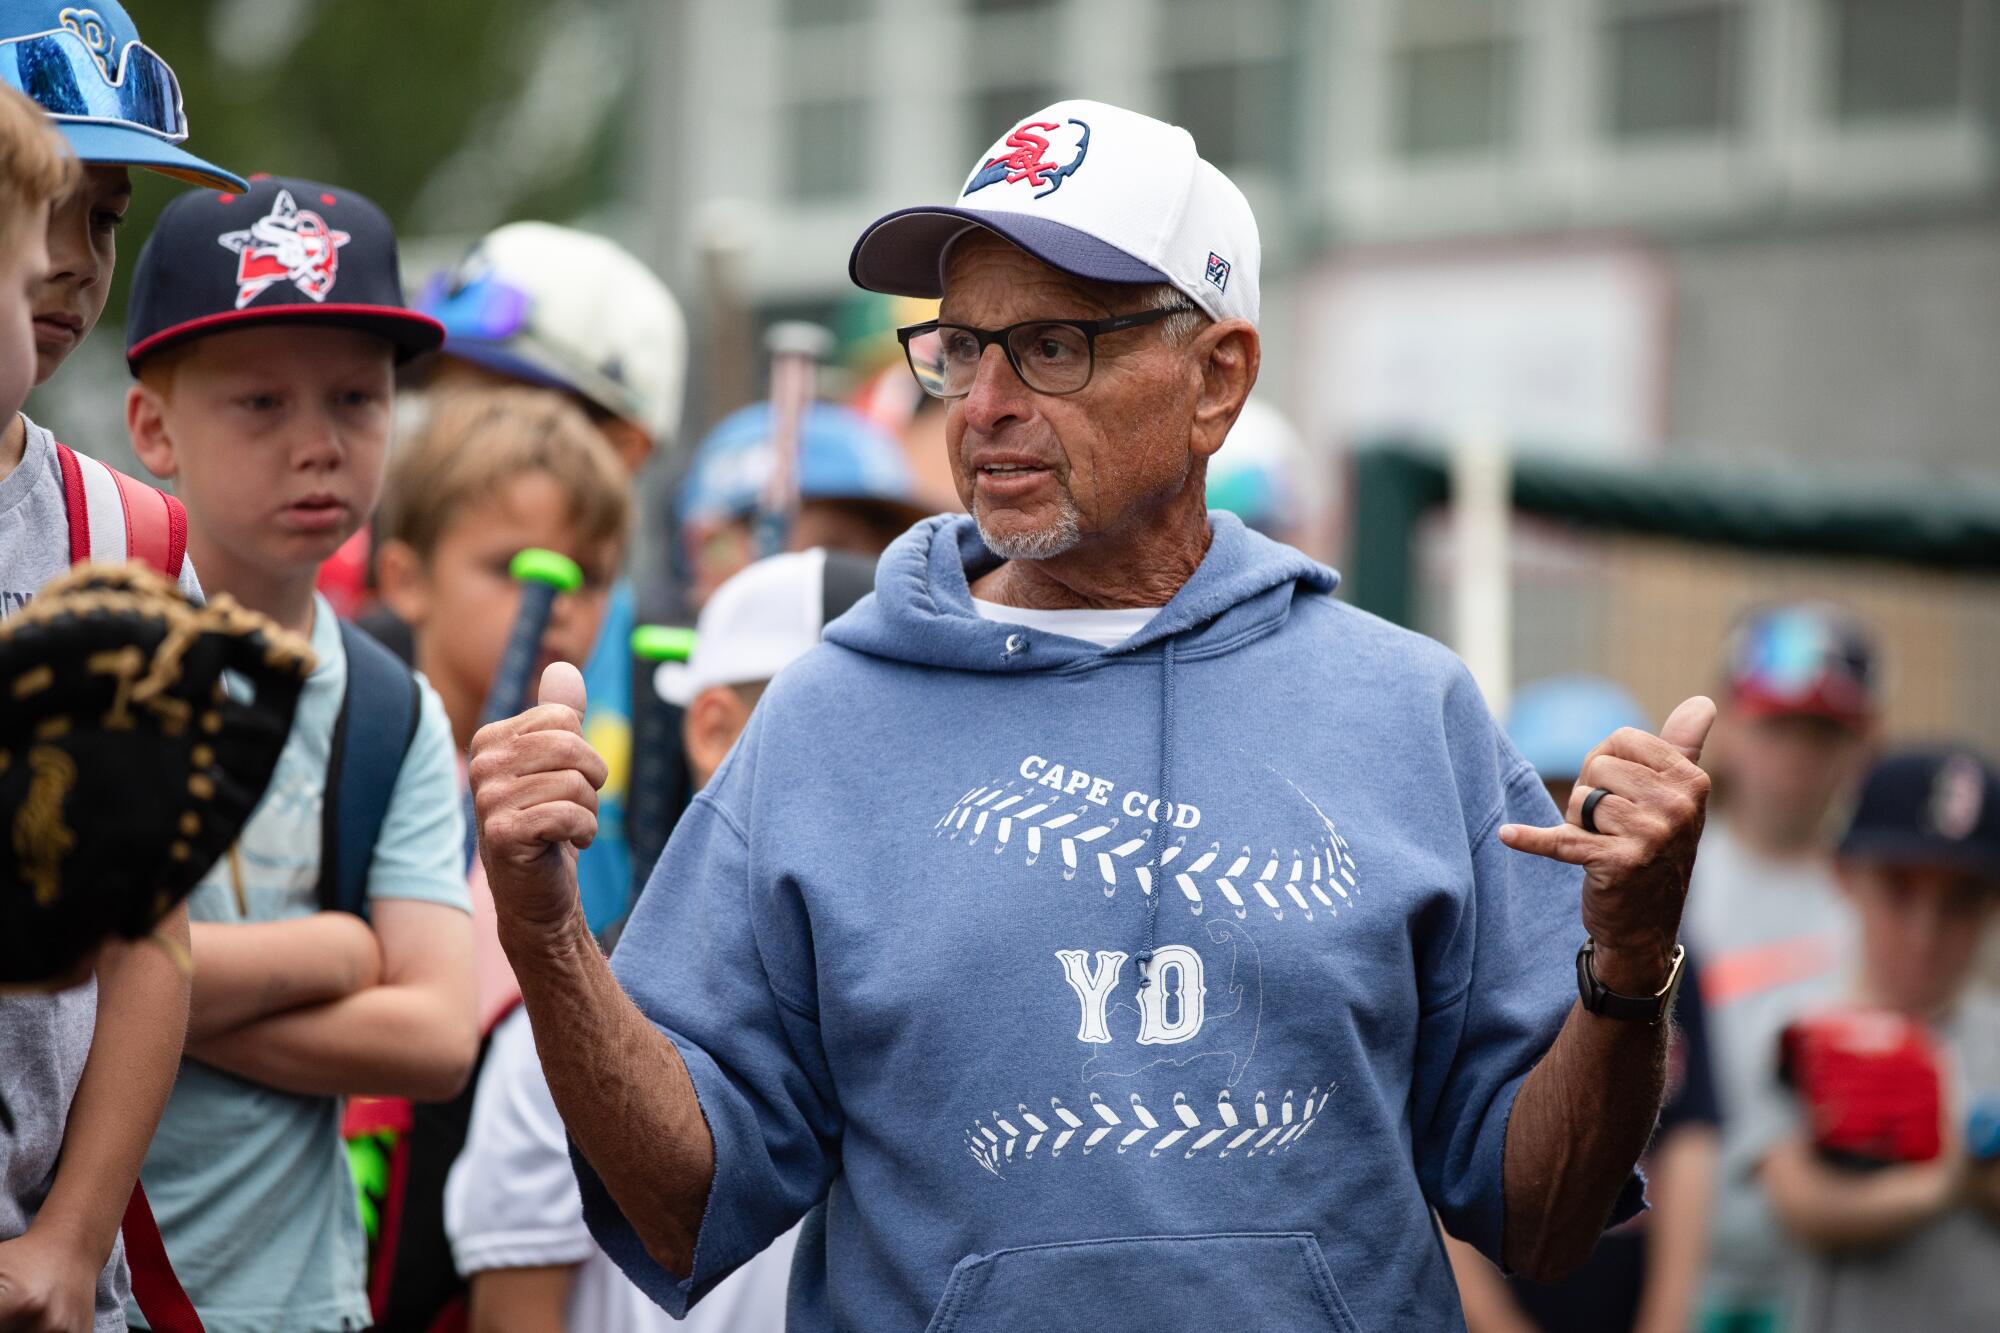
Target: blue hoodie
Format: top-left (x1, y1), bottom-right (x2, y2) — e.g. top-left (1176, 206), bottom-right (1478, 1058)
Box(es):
top-left (585, 513), bottom-right (1627, 1330)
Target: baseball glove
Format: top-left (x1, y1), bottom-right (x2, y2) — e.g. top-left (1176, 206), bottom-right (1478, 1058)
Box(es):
top-left (1780, 1006), bottom-right (1944, 1167)
top-left (1, 562), bottom-right (313, 988)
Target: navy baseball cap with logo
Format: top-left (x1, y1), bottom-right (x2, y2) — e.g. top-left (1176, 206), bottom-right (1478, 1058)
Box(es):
top-left (1840, 749), bottom-right (2000, 879)
top-left (125, 175), bottom-right (444, 369)
top-left (0, 0), bottom-right (244, 190)
top-left (850, 98), bottom-right (1262, 328)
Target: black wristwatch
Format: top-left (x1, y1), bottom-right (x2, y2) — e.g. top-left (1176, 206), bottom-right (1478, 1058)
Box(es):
top-left (1576, 939), bottom-right (1686, 1025)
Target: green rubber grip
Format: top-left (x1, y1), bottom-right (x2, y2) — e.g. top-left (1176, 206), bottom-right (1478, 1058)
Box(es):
top-left (631, 624), bottom-right (696, 663)
top-left (509, 548), bottom-right (583, 592)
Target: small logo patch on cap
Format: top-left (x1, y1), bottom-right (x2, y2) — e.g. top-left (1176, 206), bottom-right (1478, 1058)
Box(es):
top-left (57, 8), bottom-right (116, 80)
top-left (1205, 252), bottom-right (1231, 292)
top-left (217, 189), bottom-right (351, 310)
top-left (963, 118), bottom-right (1091, 201)
top-left (1929, 753), bottom-right (1985, 841)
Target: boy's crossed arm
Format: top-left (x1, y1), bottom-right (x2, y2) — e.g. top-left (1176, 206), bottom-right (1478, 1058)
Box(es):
top-left (187, 898), bottom-right (477, 1103)
top-left (185, 911), bottom-right (383, 1041)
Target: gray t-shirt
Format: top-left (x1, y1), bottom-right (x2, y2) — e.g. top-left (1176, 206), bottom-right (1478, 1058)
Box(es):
top-left (1682, 816), bottom-right (1853, 1314)
top-left (1739, 986), bottom-right (2000, 1332)
top-left (0, 414), bottom-right (199, 1333)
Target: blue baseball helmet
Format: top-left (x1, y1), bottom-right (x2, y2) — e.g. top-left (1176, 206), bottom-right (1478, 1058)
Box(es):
top-left (1, 1), bottom-right (243, 190)
top-left (1506, 675), bottom-right (1652, 782)
top-left (677, 401), bottom-right (922, 526)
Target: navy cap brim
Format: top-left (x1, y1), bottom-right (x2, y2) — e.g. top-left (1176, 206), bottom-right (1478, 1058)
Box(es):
top-left (850, 206), bottom-right (1170, 298)
top-left (1838, 830), bottom-right (2000, 879)
top-left (57, 123), bottom-right (247, 192)
top-left (127, 305), bottom-right (445, 369)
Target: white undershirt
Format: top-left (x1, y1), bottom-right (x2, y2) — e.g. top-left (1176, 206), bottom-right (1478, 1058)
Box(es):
top-left (971, 597), bottom-right (1160, 649)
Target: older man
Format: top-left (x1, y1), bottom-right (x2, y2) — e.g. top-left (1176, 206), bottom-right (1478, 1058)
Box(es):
top-left (472, 100), bottom-right (1713, 1331)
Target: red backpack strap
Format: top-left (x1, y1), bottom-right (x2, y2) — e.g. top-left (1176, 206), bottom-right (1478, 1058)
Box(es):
top-left (121, 1184), bottom-right (205, 1332)
top-left (54, 442), bottom-right (188, 579)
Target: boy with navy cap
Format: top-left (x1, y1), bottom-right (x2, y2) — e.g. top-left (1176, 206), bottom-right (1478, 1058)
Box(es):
top-left (0, 4), bottom-right (239, 1328)
top-left (120, 177), bottom-right (477, 1333)
top-left (1749, 748), bottom-right (2000, 1331)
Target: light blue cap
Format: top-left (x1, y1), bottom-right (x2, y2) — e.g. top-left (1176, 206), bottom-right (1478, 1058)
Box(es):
top-left (1505, 675), bottom-right (1651, 782)
top-left (677, 401), bottom-right (922, 525)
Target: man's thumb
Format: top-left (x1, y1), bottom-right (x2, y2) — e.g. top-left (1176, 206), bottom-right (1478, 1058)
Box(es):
top-left (1661, 694), bottom-right (1717, 764)
top-left (538, 660), bottom-right (588, 716)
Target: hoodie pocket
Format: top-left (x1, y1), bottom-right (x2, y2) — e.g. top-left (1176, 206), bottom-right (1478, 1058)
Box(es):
top-left (923, 1231), bottom-right (1361, 1333)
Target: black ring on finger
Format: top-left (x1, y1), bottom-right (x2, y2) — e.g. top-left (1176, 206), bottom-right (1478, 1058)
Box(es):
top-left (1580, 786), bottom-right (1611, 835)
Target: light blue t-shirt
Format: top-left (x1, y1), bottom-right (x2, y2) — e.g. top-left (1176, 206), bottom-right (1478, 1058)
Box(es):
top-left (131, 595), bottom-right (469, 1333)
top-left (576, 576), bottom-right (634, 932)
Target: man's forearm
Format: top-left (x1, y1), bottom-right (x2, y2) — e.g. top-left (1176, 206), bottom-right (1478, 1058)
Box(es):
top-left (1502, 1000), bottom-right (1669, 1280)
top-left (501, 907), bottom-right (715, 1279)
top-left (37, 913), bottom-right (193, 1266)
top-left (187, 979), bottom-right (475, 1102)
top-left (186, 914), bottom-right (382, 1041)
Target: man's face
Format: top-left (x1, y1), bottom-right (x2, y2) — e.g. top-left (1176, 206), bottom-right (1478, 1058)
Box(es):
top-left (142, 325), bottom-right (396, 574)
top-left (0, 211), bottom-right (50, 421)
top-left (938, 233), bottom-right (1202, 561)
top-left (32, 166), bottom-right (129, 382)
top-left (1715, 708), bottom-right (1869, 850)
top-left (1840, 859), bottom-right (1998, 1017)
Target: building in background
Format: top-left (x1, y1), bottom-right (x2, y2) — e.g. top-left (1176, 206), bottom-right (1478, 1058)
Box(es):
top-left (644, 0), bottom-right (1999, 473)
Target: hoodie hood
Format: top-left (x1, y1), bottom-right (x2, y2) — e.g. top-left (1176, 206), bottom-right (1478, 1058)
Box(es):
top-left (826, 510), bottom-right (1338, 671)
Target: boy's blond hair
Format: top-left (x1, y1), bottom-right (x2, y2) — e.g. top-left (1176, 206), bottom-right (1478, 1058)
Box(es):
top-left (382, 386), bottom-right (631, 560)
top-left (0, 85), bottom-right (75, 253)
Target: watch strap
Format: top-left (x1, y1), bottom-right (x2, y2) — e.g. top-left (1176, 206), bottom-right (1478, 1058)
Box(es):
top-left (1577, 940), bottom-right (1686, 1025)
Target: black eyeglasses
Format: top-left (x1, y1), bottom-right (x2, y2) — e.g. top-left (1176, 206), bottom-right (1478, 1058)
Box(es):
top-left (895, 305), bottom-right (1190, 399)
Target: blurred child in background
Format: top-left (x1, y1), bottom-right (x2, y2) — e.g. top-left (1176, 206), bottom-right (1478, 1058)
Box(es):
top-left (1750, 749), bottom-right (2000, 1332)
top-left (121, 175), bottom-right (474, 1333)
top-left (1681, 604), bottom-right (1879, 1330)
top-left (445, 547), bottom-right (874, 1333)
top-left (371, 384), bottom-right (629, 1329)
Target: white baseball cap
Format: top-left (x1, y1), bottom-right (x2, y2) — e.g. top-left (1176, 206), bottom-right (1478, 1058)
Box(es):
top-left (850, 99), bottom-right (1260, 327)
top-left (654, 548), bottom-right (877, 706)
top-left (419, 222), bottom-right (689, 446)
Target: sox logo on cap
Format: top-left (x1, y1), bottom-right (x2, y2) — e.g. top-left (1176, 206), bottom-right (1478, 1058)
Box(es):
top-left (963, 118), bottom-right (1090, 200)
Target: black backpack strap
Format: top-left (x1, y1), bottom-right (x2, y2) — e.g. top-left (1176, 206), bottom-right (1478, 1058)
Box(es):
top-left (317, 621), bottom-right (424, 918)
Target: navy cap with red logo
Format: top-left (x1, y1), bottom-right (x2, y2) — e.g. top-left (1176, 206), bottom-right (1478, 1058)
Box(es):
top-left (125, 175), bottom-right (443, 369)
top-left (1840, 748), bottom-right (2000, 879)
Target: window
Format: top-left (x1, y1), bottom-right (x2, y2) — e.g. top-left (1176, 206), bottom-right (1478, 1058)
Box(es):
top-left (784, 99), bottom-right (867, 201)
top-left (1393, 0), bottom-right (1518, 159)
top-left (784, 0), bottom-right (868, 24)
top-left (1830, 0), bottom-right (1969, 121)
top-left (969, 83), bottom-right (1060, 164)
top-left (1158, 0), bottom-right (1302, 173)
top-left (968, 0), bottom-right (1054, 12)
top-left (1605, 1), bottom-right (1742, 140)
top-left (1167, 59), bottom-right (1294, 171)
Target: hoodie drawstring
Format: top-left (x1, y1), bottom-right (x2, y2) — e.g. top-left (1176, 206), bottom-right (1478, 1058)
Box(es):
top-left (1135, 636), bottom-right (1176, 989)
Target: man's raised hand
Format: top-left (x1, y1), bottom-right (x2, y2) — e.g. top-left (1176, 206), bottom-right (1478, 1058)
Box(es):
top-left (1498, 695), bottom-right (1717, 995)
top-left (470, 661), bottom-right (608, 936)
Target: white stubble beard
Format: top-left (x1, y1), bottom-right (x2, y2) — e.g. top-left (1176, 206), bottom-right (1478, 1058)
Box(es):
top-left (973, 490), bottom-right (1084, 561)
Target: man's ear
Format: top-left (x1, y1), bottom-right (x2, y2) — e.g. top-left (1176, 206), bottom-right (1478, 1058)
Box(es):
top-left (1188, 317), bottom-right (1259, 462)
top-left (373, 539), bottom-right (431, 629)
top-left (125, 381), bottom-right (180, 480)
top-left (682, 685), bottom-right (749, 790)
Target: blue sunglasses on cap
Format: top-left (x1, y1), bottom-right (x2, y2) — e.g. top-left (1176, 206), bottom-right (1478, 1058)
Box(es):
top-left (1, 24), bottom-right (186, 143)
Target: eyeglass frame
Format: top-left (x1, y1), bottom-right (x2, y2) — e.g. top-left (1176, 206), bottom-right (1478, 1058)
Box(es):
top-left (894, 303), bottom-right (1194, 400)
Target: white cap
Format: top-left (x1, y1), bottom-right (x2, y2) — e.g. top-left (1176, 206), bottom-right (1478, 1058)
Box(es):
top-left (849, 99), bottom-right (1260, 327)
top-left (421, 222), bottom-right (689, 446)
top-left (654, 549), bottom-right (845, 706)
